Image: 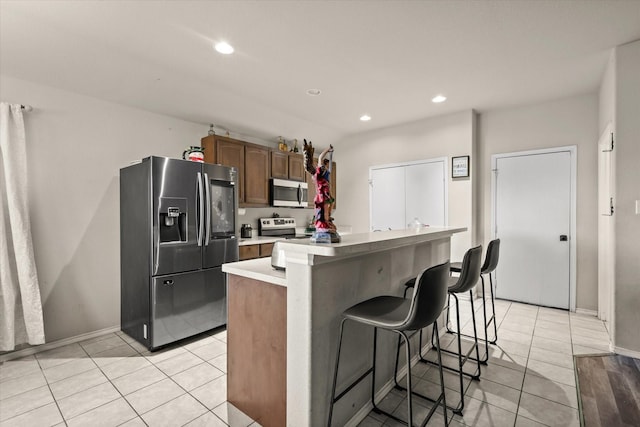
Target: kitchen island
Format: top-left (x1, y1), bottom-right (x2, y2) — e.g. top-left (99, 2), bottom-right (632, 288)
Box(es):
top-left (222, 226), bottom-right (466, 427)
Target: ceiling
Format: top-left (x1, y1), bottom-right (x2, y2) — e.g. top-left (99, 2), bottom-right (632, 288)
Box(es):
top-left (1, 1), bottom-right (639, 143)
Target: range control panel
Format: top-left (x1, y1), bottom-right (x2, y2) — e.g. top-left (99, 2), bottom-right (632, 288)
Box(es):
top-left (259, 217), bottom-right (297, 230)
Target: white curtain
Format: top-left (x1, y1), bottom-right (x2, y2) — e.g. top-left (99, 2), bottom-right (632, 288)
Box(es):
top-left (0, 103), bottom-right (45, 351)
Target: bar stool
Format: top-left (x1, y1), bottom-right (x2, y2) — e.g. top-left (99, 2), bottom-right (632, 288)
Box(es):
top-left (448, 239), bottom-right (500, 363)
top-left (401, 245), bottom-right (483, 415)
top-left (328, 262), bottom-right (450, 427)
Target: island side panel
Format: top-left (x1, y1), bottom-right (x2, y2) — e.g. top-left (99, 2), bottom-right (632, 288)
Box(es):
top-left (227, 274), bottom-right (287, 427)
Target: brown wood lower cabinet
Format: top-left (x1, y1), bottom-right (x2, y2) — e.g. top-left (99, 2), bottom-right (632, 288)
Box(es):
top-left (239, 242), bottom-right (275, 261)
top-left (239, 245), bottom-right (259, 261)
top-left (227, 274), bottom-right (286, 427)
top-left (259, 242), bottom-right (274, 257)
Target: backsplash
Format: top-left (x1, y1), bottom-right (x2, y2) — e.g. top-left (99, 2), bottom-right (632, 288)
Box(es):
top-left (237, 207), bottom-right (315, 234)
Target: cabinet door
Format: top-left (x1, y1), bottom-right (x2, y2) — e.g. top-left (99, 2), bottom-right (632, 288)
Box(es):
top-left (239, 245), bottom-right (259, 260)
top-left (201, 135), bottom-right (217, 164)
top-left (271, 151), bottom-right (288, 179)
top-left (259, 242), bottom-right (274, 258)
top-left (217, 140), bottom-right (245, 203)
top-left (244, 144), bottom-right (270, 206)
top-left (288, 154), bottom-right (305, 181)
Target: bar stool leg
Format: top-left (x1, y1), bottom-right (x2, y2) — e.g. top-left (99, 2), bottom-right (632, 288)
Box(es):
top-left (432, 320), bottom-right (449, 426)
top-left (478, 276), bottom-right (490, 365)
top-left (399, 331), bottom-right (413, 426)
top-left (328, 318), bottom-right (347, 427)
top-left (488, 272), bottom-right (498, 344)
top-left (468, 290), bottom-right (482, 379)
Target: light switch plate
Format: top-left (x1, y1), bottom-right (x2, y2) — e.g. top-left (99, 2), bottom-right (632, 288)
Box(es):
top-left (636, 200), bottom-right (640, 215)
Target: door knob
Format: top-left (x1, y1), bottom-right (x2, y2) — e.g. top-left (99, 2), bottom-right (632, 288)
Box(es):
top-left (559, 235), bottom-right (568, 241)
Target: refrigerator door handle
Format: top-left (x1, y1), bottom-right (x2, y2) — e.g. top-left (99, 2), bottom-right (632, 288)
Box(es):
top-left (204, 173), bottom-right (211, 246)
top-left (197, 172), bottom-right (204, 247)
top-left (297, 184), bottom-right (302, 205)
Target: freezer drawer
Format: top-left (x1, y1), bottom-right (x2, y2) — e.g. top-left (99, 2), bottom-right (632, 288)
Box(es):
top-left (151, 268), bottom-right (226, 349)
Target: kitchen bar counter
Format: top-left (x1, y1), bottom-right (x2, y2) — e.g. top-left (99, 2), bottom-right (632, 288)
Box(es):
top-left (222, 226), bottom-right (466, 427)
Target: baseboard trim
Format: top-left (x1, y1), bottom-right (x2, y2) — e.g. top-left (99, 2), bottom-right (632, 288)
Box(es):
top-left (613, 345), bottom-right (640, 359)
top-left (575, 308), bottom-right (598, 317)
top-left (0, 326), bottom-right (120, 362)
top-left (344, 326), bottom-right (446, 427)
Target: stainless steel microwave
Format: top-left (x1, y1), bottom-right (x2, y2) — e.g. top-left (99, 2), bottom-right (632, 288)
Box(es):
top-left (271, 178), bottom-right (308, 208)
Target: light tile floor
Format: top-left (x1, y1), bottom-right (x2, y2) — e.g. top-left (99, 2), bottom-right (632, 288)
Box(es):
top-left (0, 299), bottom-right (610, 427)
top-left (360, 298), bottom-right (611, 427)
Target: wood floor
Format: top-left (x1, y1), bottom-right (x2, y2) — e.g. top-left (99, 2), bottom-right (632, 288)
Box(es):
top-left (575, 353), bottom-right (640, 427)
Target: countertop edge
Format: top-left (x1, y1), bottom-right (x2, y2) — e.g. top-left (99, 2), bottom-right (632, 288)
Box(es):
top-left (274, 226), bottom-right (467, 256)
top-left (222, 257), bottom-right (286, 287)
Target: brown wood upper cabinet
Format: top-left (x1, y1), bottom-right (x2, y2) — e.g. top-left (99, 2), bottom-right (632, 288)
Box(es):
top-left (201, 135), bottom-right (270, 207)
top-left (288, 154), bottom-right (305, 181)
top-left (271, 151), bottom-right (305, 182)
top-left (270, 151), bottom-right (289, 179)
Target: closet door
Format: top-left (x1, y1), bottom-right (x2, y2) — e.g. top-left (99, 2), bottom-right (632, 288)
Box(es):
top-left (405, 161), bottom-right (446, 227)
top-left (370, 166), bottom-right (405, 231)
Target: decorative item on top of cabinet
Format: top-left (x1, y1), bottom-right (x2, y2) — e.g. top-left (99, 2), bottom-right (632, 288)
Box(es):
top-left (201, 134), bottom-right (270, 207)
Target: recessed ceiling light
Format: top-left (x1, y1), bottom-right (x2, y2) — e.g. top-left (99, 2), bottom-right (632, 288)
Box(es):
top-left (215, 41), bottom-right (234, 55)
top-left (360, 115), bottom-right (371, 122)
top-left (306, 89), bottom-right (322, 96)
top-left (432, 95), bottom-right (447, 103)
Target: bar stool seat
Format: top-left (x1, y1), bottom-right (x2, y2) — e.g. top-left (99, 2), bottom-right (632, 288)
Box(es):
top-left (328, 262), bottom-right (450, 427)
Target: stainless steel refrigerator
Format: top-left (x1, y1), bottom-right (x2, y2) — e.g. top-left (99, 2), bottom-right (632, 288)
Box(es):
top-left (120, 156), bottom-right (238, 350)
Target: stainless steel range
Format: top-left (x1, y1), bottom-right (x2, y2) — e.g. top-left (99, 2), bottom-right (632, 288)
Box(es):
top-left (258, 217), bottom-right (297, 238)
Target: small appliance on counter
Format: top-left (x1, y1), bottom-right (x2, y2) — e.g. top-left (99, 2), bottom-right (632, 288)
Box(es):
top-left (258, 217), bottom-right (307, 270)
top-left (240, 224), bottom-right (252, 239)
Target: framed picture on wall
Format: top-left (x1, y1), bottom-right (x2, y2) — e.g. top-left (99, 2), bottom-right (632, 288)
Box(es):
top-left (452, 156), bottom-right (470, 178)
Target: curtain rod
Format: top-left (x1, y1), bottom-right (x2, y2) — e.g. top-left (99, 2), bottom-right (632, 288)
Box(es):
top-left (21, 104), bottom-right (33, 112)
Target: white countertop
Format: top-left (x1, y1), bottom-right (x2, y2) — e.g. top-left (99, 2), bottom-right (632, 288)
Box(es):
top-left (238, 236), bottom-right (284, 246)
top-left (223, 257), bottom-right (287, 287)
top-left (224, 226), bottom-right (466, 286)
top-left (272, 226), bottom-right (466, 257)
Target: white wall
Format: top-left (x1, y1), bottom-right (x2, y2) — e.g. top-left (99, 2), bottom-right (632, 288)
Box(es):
top-left (333, 110), bottom-right (475, 262)
top-left (612, 40), bottom-right (640, 353)
top-left (1, 75), bottom-right (211, 342)
top-left (477, 94), bottom-right (599, 311)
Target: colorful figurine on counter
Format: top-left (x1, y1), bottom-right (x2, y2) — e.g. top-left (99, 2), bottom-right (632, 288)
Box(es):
top-left (303, 139), bottom-right (341, 243)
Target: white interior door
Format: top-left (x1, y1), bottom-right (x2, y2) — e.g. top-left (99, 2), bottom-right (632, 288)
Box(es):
top-left (598, 125), bottom-right (614, 323)
top-left (405, 162), bottom-right (446, 227)
top-left (494, 150), bottom-right (572, 309)
top-left (370, 166), bottom-right (405, 231)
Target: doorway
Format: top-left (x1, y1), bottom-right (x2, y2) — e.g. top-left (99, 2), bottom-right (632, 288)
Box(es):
top-left (597, 124), bottom-right (614, 328)
top-left (492, 147), bottom-right (576, 310)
